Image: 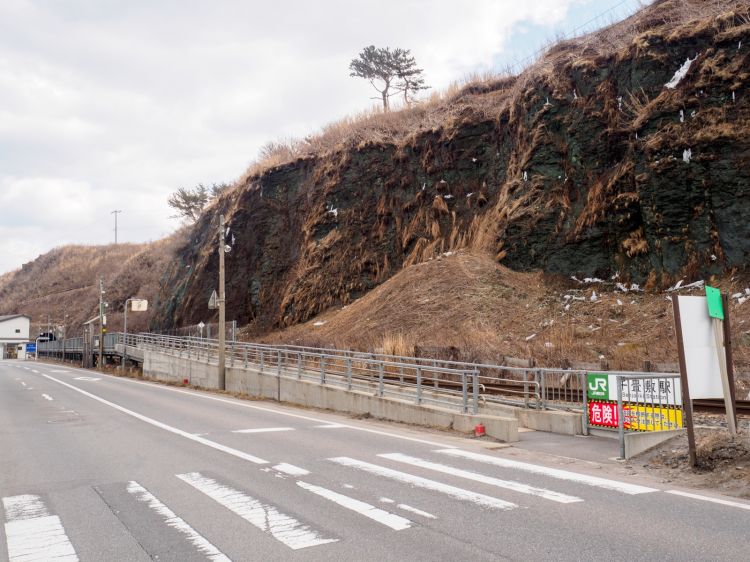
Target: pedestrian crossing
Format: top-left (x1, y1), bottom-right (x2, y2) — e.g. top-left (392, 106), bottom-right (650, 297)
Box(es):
top-left (2, 449), bottom-right (655, 560)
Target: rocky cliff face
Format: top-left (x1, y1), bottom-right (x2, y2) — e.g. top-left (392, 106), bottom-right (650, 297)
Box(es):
top-left (153, 0), bottom-right (750, 331)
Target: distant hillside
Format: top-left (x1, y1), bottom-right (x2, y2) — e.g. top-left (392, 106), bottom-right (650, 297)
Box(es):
top-left (0, 233), bottom-right (184, 336)
top-left (154, 0), bottom-right (750, 336)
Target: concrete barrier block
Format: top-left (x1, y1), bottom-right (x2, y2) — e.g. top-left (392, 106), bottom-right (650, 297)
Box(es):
top-left (516, 409), bottom-right (583, 435)
top-left (625, 429), bottom-right (685, 459)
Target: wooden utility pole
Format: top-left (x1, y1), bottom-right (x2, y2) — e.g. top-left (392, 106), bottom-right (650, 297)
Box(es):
top-left (99, 277), bottom-right (106, 371)
top-left (218, 215), bottom-right (226, 390)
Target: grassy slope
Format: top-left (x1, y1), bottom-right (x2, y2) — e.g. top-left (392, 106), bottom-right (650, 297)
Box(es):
top-left (258, 251), bottom-right (750, 385)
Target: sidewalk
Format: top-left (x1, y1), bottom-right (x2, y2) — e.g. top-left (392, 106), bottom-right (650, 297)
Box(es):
top-left (511, 428), bottom-right (621, 464)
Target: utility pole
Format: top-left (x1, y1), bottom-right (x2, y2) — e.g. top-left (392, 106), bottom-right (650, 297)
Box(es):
top-left (217, 214), bottom-right (226, 390)
top-left (111, 210), bottom-right (122, 244)
top-left (98, 277), bottom-right (107, 371)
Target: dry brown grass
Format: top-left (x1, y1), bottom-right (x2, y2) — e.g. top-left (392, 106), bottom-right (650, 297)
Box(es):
top-left (264, 248), bottom-right (750, 371)
top-left (255, 251), bottom-right (750, 376)
top-left (224, 0), bottom-right (750, 208)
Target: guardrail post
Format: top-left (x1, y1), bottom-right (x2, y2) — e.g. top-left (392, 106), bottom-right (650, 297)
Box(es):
top-left (278, 350), bottom-right (282, 376)
top-left (346, 358), bottom-right (352, 390)
top-left (617, 375), bottom-right (625, 459)
top-left (537, 369), bottom-right (544, 409)
top-left (581, 372), bottom-right (589, 435)
top-left (260, 349), bottom-right (264, 373)
top-left (399, 365), bottom-right (404, 384)
top-left (472, 370), bottom-right (479, 415)
top-left (297, 353), bottom-right (302, 379)
top-left (461, 372), bottom-right (468, 414)
top-left (243, 348), bottom-right (248, 368)
top-left (416, 367), bottom-right (422, 405)
top-left (320, 356), bottom-right (326, 384)
top-left (378, 363), bottom-right (384, 397)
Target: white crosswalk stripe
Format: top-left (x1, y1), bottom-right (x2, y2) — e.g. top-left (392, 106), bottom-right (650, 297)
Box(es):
top-left (379, 453), bottom-right (582, 504)
top-left (126, 481), bottom-right (231, 561)
top-left (297, 481), bottom-right (412, 530)
top-left (3, 494), bottom-right (78, 562)
top-left (329, 457), bottom-right (517, 510)
top-left (435, 449), bottom-right (658, 495)
top-left (177, 472), bottom-right (337, 550)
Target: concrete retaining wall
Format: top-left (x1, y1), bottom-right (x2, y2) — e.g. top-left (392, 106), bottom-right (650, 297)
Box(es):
top-left (142, 348), bottom-right (519, 442)
top-left (516, 409), bottom-right (584, 436)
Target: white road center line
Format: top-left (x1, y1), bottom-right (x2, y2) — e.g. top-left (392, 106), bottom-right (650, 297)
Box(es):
top-left (315, 424), bottom-right (346, 429)
top-left (126, 481), bottom-right (230, 561)
top-left (397, 504), bottom-right (437, 519)
top-left (379, 453), bottom-right (581, 504)
top-left (666, 490), bottom-right (750, 511)
top-left (296, 481), bottom-right (412, 531)
top-left (273, 463), bottom-right (310, 476)
top-left (231, 427), bottom-right (294, 434)
top-left (435, 449), bottom-right (658, 495)
top-left (329, 457), bottom-right (516, 510)
top-left (42, 394), bottom-right (53, 401)
top-left (177, 472), bottom-right (336, 550)
top-left (3, 494), bottom-right (79, 562)
top-left (20, 382), bottom-right (26, 387)
top-left (42, 374), bottom-right (268, 465)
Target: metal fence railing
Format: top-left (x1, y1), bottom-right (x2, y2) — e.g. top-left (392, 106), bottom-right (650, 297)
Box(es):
top-left (121, 333), bottom-right (484, 415)
top-left (37, 332), bottom-right (593, 414)
top-left (583, 372), bottom-right (683, 457)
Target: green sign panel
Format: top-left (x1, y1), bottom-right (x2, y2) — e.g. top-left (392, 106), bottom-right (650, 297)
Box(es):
top-left (587, 373), bottom-right (609, 399)
top-left (705, 286), bottom-right (724, 320)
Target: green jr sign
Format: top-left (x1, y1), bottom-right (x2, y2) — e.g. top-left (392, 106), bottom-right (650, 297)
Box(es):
top-left (705, 286), bottom-right (724, 320)
top-left (587, 373), bottom-right (609, 400)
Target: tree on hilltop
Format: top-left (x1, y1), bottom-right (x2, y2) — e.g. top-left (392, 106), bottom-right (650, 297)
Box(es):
top-left (168, 183), bottom-right (230, 223)
top-left (349, 46), bottom-right (428, 111)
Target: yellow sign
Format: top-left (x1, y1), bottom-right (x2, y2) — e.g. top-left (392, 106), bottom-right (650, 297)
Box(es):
top-left (625, 404), bottom-right (683, 432)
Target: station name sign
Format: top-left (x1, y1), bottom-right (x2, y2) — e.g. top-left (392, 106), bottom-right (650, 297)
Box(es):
top-left (587, 373), bottom-right (682, 406)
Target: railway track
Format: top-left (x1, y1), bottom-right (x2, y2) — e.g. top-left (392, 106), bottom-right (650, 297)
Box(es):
top-left (482, 381), bottom-right (750, 416)
top-left (693, 399), bottom-right (750, 416)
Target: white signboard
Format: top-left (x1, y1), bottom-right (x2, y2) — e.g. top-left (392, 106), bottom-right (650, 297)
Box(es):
top-left (676, 295), bottom-right (723, 399)
top-left (589, 373), bottom-right (682, 406)
top-left (619, 376), bottom-right (682, 406)
top-left (131, 299), bottom-right (148, 312)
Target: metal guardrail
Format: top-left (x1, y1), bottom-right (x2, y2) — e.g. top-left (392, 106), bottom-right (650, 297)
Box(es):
top-left (584, 372), bottom-right (683, 458)
top-left (121, 333), bottom-right (485, 415)
top-left (38, 332), bottom-right (591, 413)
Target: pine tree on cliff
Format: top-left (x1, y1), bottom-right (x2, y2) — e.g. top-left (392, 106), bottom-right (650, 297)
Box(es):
top-left (349, 46), bottom-right (428, 111)
top-left (167, 183), bottom-right (229, 223)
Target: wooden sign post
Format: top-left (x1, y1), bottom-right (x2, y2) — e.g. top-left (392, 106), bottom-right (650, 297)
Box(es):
top-left (705, 287), bottom-right (737, 436)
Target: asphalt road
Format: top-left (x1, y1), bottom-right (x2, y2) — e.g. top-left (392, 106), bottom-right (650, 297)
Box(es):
top-left (1, 360), bottom-right (748, 561)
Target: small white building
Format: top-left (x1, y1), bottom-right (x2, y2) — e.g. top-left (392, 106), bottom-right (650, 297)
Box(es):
top-left (0, 314), bottom-right (31, 359)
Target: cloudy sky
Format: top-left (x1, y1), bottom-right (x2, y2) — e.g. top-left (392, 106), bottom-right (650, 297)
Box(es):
top-left (0, 0), bottom-right (644, 275)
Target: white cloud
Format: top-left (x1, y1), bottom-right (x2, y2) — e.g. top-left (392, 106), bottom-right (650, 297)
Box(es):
top-left (0, 0), bottom-right (590, 274)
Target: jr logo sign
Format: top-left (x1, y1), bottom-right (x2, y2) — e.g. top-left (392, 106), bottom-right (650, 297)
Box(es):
top-left (587, 373), bottom-right (609, 400)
